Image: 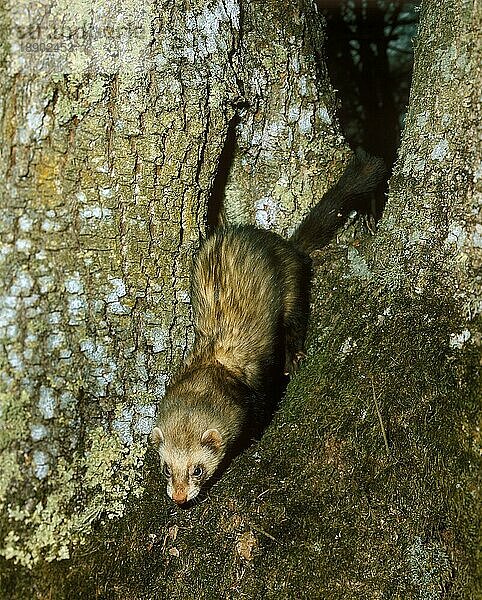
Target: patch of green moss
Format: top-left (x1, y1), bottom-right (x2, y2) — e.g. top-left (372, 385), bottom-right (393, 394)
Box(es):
top-left (0, 390), bottom-right (31, 513)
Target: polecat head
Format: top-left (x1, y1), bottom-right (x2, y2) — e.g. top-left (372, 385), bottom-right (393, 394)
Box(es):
top-left (151, 413), bottom-right (227, 505)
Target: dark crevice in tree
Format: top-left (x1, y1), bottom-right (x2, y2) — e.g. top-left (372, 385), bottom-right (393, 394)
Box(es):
top-left (318, 0), bottom-right (419, 219)
top-left (206, 113), bottom-right (240, 233)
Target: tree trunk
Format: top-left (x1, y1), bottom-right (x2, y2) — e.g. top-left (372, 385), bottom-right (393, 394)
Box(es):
top-left (1, 1), bottom-right (480, 599)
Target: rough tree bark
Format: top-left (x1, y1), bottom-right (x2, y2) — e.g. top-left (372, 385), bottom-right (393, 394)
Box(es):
top-left (0, 0), bottom-right (480, 599)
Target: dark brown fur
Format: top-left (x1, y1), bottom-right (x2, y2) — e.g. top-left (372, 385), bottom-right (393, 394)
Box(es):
top-left (152, 152), bottom-right (385, 504)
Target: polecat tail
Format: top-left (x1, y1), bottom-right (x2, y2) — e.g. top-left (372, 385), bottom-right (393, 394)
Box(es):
top-left (290, 150), bottom-right (386, 255)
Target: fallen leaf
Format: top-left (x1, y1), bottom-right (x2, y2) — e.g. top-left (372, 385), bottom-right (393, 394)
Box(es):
top-left (236, 531), bottom-right (257, 561)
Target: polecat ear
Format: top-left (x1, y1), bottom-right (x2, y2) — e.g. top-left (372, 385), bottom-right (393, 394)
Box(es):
top-left (151, 427), bottom-right (164, 447)
top-left (201, 428), bottom-right (222, 452)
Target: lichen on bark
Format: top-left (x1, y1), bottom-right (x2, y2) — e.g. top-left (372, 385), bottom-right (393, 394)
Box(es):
top-left (223, 0), bottom-right (348, 234)
top-left (0, 0), bottom-right (247, 566)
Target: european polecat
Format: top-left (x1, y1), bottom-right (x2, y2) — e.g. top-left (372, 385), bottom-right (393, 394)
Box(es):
top-left (151, 152), bottom-right (385, 504)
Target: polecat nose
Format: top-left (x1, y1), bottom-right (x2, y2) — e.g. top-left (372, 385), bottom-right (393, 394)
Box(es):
top-left (172, 491), bottom-right (187, 504)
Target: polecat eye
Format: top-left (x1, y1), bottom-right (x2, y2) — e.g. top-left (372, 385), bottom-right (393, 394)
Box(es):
top-left (192, 465), bottom-right (203, 478)
top-left (163, 464), bottom-right (171, 478)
